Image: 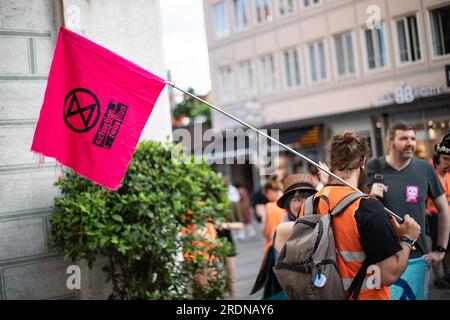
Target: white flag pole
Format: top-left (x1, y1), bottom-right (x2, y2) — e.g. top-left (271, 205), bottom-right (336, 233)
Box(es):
top-left (166, 81), bottom-right (403, 222)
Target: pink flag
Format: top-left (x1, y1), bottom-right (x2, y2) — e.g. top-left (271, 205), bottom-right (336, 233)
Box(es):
top-left (31, 26), bottom-right (166, 190)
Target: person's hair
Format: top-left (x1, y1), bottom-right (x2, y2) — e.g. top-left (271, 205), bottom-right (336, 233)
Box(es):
top-left (263, 180), bottom-right (283, 192)
top-left (387, 121), bottom-right (416, 141)
top-left (292, 189), bottom-right (315, 200)
top-left (432, 153), bottom-right (441, 166)
top-left (329, 131), bottom-right (371, 171)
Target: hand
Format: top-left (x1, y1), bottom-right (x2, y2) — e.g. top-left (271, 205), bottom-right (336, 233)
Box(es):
top-left (370, 183), bottom-right (388, 198)
top-left (390, 214), bottom-right (421, 241)
top-left (317, 162), bottom-right (330, 185)
top-left (424, 251), bottom-right (445, 264)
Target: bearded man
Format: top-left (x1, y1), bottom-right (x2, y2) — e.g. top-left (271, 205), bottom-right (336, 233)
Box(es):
top-left (367, 122), bottom-right (450, 266)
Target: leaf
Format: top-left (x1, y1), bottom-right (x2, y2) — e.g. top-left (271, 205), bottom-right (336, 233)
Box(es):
top-left (111, 236), bottom-right (119, 244)
top-left (95, 222), bottom-right (105, 229)
top-left (112, 214), bottom-right (123, 223)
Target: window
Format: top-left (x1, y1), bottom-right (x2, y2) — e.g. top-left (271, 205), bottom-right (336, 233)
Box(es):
top-left (283, 48), bottom-right (301, 88)
top-left (395, 15), bottom-right (421, 63)
top-left (213, 1), bottom-right (229, 38)
top-left (308, 41), bottom-right (327, 82)
top-left (430, 5), bottom-right (450, 57)
top-left (279, 0), bottom-right (294, 16)
top-left (219, 66), bottom-right (235, 103)
top-left (260, 55), bottom-right (277, 93)
top-left (255, 0), bottom-right (272, 23)
top-left (334, 32), bottom-right (355, 77)
top-left (234, 0), bottom-right (249, 32)
top-left (303, 0), bottom-right (320, 9)
top-left (239, 60), bottom-right (257, 98)
top-left (364, 24), bottom-right (387, 70)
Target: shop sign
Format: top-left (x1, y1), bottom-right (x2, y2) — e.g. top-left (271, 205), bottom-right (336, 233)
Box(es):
top-left (375, 81), bottom-right (442, 106)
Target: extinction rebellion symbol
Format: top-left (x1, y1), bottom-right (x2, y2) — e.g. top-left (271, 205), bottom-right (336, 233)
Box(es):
top-left (64, 88), bottom-right (101, 133)
top-left (63, 87), bottom-right (128, 150)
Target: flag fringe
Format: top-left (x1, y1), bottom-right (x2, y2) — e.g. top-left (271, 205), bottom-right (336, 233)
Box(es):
top-left (33, 152), bottom-right (46, 167)
top-left (54, 160), bottom-right (65, 179)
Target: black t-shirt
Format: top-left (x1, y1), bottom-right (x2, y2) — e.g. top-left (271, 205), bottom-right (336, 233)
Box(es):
top-left (367, 157), bottom-right (444, 256)
top-left (354, 198), bottom-right (403, 264)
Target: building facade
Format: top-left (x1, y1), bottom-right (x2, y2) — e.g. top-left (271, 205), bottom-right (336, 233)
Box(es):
top-left (0, 0), bottom-right (171, 299)
top-left (203, 0), bottom-right (450, 187)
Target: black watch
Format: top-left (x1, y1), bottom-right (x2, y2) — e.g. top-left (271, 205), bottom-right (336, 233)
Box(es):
top-left (436, 245), bottom-right (447, 253)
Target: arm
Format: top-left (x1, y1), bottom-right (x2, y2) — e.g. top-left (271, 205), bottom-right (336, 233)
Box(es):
top-left (369, 183), bottom-right (389, 198)
top-left (377, 214), bottom-right (421, 286)
top-left (377, 242), bottom-right (411, 286)
top-left (356, 199), bottom-right (420, 286)
top-left (424, 164), bottom-right (449, 263)
top-left (221, 222), bottom-right (244, 231)
top-left (434, 194), bottom-right (450, 249)
top-left (261, 208), bottom-right (271, 239)
top-left (274, 222), bottom-right (295, 252)
top-left (423, 194), bottom-right (450, 264)
top-left (255, 204), bottom-right (265, 221)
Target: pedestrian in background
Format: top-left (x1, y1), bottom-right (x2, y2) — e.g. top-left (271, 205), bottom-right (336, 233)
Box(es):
top-left (261, 179), bottom-right (285, 253)
top-left (252, 173), bottom-right (284, 223)
top-left (220, 176), bottom-right (245, 299)
top-left (367, 122), bottom-right (450, 299)
top-left (367, 122), bottom-right (450, 263)
top-left (251, 173), bottom-right (317, 299)
top-left (235, 183), bottom-right (256, 240)
top-left (426, 133), bottom-right (450, 288)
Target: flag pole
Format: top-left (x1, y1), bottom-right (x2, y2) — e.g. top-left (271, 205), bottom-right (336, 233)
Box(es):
top-left (166, 81), bottom-right (403, 223)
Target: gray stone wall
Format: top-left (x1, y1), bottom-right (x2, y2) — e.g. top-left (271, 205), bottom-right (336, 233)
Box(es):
top-left (0, 0), bottom-right (170, 299)
top-left (0, 0), bottom-right (75, 300)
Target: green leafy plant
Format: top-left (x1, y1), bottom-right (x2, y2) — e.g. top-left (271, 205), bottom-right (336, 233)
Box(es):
top-left (50, 140), bottom-right (231, 299)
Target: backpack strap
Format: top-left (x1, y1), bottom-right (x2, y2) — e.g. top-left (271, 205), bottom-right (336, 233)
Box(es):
top-left (305, 191), bottom-right (364, 217)
top-left (374, 157), bottom-right (384, 184)
top-left (303, 195), bottom-right (315, 216)
top-left (346, 260), bottom-right (370, 300)
top-left (303, 194), bottom-right (331, 217)
top-left (313, 195), bottom-right (330, 214)
top-left (329, 191), bottom-right (370, 299)
top-left (330, 192), bottom-right (367, 216)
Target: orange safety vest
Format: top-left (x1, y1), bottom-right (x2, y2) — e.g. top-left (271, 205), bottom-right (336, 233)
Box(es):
top-left (181, 221), bottom-right (218, 261)
top-left (262, 202), bottom-right (287, 252)
top-left (312, 186), bottom-right (390, 300)
top-left (426, 166), bottom-right (450, 214)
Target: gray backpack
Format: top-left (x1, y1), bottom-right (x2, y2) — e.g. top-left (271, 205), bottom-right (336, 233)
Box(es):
top-left (273, 192), bottom-right (368, 300)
